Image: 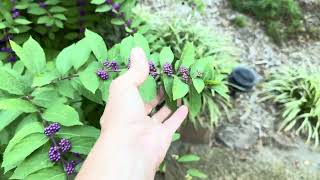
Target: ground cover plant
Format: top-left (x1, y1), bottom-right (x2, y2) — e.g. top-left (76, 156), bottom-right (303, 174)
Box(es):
top-left (263, 66), bottom-right (320, 147)
top-left (229, 0), bottom-right (304, 44)
top-left (0, 28), bottom-right (219, 179)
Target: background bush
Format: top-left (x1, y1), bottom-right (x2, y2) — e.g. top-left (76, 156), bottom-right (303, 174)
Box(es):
top-left (229, 0), bottom-right (303, 44)
top-left (263, 66), bottom-right (320, 146)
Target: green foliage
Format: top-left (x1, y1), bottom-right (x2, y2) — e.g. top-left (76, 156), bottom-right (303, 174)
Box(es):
top-left (0, 29), bottom-right (215, 178)
top-left (263, 66), bottom-right (320, 146)
top-left (0, 0), bottom-right (137, 62)
top-left (229, 0), bottom-right (303, 44)
top-left (133, 7), bottom-right (237, 128)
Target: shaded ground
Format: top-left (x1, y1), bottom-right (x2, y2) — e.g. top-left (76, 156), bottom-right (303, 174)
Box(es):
top-left (142, 0), bottom-right (320, 179)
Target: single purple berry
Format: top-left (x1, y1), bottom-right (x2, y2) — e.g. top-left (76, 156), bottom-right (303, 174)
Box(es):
top-left (103, 60), bottom-right (110, 68)
top-left (44, 123), bottom-right (61, 136)
top-left (110, 61), bottom-right (119, 71)
top-left (39, 2), bottom-right (46, 8)
top-left (11, 10), bottom-right (20, 19)
top-left (58, 138), bottom-right (72, 152)
top-left (1, 47), bottom-right (12, 53)
top-left (126, 19), bottom-right (132, 26)
top-left (112, 3), bottom-right (120, 11)
top-left (148, 61), bottom-right (158, 78)
top-left (96, 69), bottom-right (109, 80)
top-left (105, 0), bottom-right (112, 4)
top-left (79, 9), bottom-right (86, 16)
top-left (163, 63), bottom-right (173, 77)
top-left (65, 161), bottom-right (76, 175)
top-left (48, 146), bottom-right (61, 162)
top-left (7, 56), bottom-right (17, 62)
top-left (179, 66), bottom-right (189, 82)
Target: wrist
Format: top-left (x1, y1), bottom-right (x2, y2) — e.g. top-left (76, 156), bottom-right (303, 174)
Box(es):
top-left (98, 131), bottom-right (157, 180)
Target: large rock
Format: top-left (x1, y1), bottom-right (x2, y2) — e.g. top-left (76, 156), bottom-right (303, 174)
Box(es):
top-left (216, 124), bottom-right (259, 150)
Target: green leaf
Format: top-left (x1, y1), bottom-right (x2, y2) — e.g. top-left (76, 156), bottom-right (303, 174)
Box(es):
top-left (177, 154), bottom-right (200, 162)
top-left (57, 81), bottom-right (76, 98)
top-left (100, 80), bottom-right (111, 102)
top-left (180, 42), bottom-right (195, 68)
top-left (28, 6), bottom-right (46, 15)
top-left (150, 53), bottom-right (160, 66)
top-left (32, 71), bottom-right (58, 87)
top-left (2, 133), bottom-right (49, 172)
top-left (79, 62), bottom-right (100, 94)
top-left (0, 99), bottom-right (37, 113)
top-left (24, 166), bottom-right (66, 180)
top-left (14, 18), bottom-right (32, 25)
top-left (172, 76), bottom-right (189, 100)
top-left (55, 44), bottom-right (75, 75)
top-left (91, 0), bottom-right (106, 5)
top-left (111, 18), bottom-right (125, 25)
top-left (49, 6), bottom-right (67, 13)
top-left (187, 169), bottom-right (207, 179)
top-left (95, 4), bottom-right (112, 12)
top-left (0, 67), bottom-right (29, 95)
top-left (139, 76), bottom-right (157, 102)
top-left (162, 75), bottom-right (174, 100)
top-left (5, 122), bottom-right (43, 154)
top-left (42, 104), bottom-right (82, 126)
top-left (85, 29), bottom-right (108, 62)
top-left (11, 147), bottom-right (54, 180)
top-left (189, 87), bottom-right (202, 118)
top-left (212, 84), bottom-right (229, 100)
top-left (172, 133), bottom-right (180, 142)
top-left (133, 33), bottom-right (150, 58)
top-left (31, 87), bottom-right (67, 108)
top-left (120, 36), bottom-right (134, 63)
top-left (15, 114), bottom-right (38, 133)
top-left (53, 14), bottom-right (67, 21)
top-left (107, 44), bottom-right (121, 61)
top-left (10, 37), bottom-right (46, 74)
top-left (192, 78), bottom-right (205, 93)
top-left (0, 22), bottom-right (7, 29)
top-left (72, 39), bottom-right (91, 70)
top-left (57, 125), bottom-right (100, 139)
top-left (160, 47), bottom-right (174, 67)
top-left (70, 137), bottom-right (97, 155)
top-left (0, 110), bottom-right (22, 132)
top-left (37, 16), bottom-right (51, 24)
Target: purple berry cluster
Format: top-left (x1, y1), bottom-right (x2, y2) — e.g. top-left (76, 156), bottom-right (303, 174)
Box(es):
top-left (179, 66), bottom-right (189, 82)
top-left (44, 122), bottom-right (79, 175)
top-left (148, 61), bottom-right (158, 78)
top-left (163, 63), bottom-right (174, 77)
top-left (96, 69), bottom-right (109, 80)
top-left (48, 146), bottom-right (61, 162)
top-left (58, 138), bottom-right (72, 152)
top-left (65, 161), bottom-right (76, 175)
top-left (96, 60), bottom-right (121, 80)
top-left (44, 123), bottom-right (61, 136)
top-left (104, 0), bottom-right (134, 31)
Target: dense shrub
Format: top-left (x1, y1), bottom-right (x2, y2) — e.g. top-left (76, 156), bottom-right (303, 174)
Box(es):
top-left (263, 66), bottom-right (320, 146)
top-left (229, 0), bottom-right (303, 44)
top-left (0, 29), bottom-right (216, 178)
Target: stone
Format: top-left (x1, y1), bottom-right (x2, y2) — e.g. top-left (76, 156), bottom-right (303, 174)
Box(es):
top-left (216, 124), bottom-right (259, 150)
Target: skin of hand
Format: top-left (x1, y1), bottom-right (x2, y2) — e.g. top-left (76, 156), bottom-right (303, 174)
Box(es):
top-left (76, 48), bottom-right (188, 180)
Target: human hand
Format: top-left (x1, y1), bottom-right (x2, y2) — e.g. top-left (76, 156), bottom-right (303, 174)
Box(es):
top-left (77, 48), bottom-right (188, 180)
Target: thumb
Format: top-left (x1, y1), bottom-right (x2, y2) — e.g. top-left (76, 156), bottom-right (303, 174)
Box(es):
top-left (119, 47), bottom-right (149, 87)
